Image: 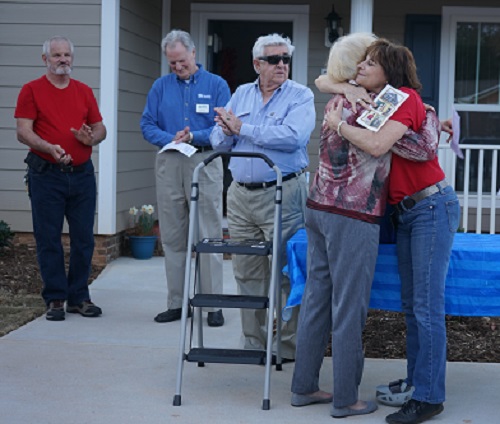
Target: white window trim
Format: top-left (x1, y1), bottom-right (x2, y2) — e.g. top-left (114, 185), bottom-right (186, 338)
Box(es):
top-left (440, 7), bottom-right (500, 116)
top-left (439, 6), bottom-right (500, 185)
top-left (189, 3), bottom-right (309, 86)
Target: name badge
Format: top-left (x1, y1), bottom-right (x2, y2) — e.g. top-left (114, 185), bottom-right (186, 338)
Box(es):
top-left (196, 104), bottom-right (210, 114)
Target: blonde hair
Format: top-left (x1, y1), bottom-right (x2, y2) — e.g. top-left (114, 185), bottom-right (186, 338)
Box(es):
top-left (326, 32), bottom-right (377, 83)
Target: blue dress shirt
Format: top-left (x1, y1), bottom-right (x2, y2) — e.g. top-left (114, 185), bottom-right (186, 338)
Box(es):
top-left (210, 79), bottom-right (315, 182)
top-left (141, 64), bottom-right (230, 148)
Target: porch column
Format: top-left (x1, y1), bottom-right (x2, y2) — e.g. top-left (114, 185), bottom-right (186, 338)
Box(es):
top-left (98, 0), bottom-right (120, 234)
top-left (350, 0), bottom-right (374, 33)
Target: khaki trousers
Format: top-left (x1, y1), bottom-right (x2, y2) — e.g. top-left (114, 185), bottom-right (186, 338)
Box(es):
top-left (227, 173), bottom-right (307, 359)
top-left (155, 150), bottom-right (223, 311)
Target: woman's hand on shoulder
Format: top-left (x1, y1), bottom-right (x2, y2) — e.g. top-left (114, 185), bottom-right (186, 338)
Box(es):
top-left (343, 84), bottom-right (372, 110)
top-left (325, 99), bottom-right (344, 132)
top-left (315, 76), bottom-right (372, 110)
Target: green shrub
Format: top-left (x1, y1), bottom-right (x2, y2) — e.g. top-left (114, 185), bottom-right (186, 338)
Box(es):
top-left (0, 220), bottom-right (15, 254)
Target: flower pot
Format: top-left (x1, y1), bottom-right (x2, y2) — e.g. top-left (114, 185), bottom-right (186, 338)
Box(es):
top-left (129, 235), bottom-right (157, 260)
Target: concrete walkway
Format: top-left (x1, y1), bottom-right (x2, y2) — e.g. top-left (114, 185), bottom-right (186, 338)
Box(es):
top-left (0, 257), bottom-right (497, 424)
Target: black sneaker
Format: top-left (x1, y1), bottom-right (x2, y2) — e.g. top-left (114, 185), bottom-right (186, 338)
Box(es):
top-left (66, 300), bottom-right (102, 317)
top-left (207, 309), bottom-right (224, 327)
top-left (386, 399), bottom-right (444, 424)
top-left (154, 307), bottom-right (192, 323)
top-left (46, 300), bottom-right (65, 321)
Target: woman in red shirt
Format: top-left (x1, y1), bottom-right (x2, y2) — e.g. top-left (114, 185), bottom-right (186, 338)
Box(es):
top-left (327, 39), bottom-right (460, 424)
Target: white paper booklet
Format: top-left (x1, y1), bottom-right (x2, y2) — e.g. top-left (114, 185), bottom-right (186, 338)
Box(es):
top-left (356, 84), bottom-right (409, 132)
top-left (158, 142), bottom-right (197, 157)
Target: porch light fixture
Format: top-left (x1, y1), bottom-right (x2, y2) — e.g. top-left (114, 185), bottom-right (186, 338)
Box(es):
top-left (324, 5), bottom-right (343, 47)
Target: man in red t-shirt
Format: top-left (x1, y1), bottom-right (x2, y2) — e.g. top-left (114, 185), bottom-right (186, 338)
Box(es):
top-left (14, 35), bottom-right (107, 321)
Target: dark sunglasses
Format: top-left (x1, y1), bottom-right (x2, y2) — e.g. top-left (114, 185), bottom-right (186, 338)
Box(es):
top-left (258, 54), bottom-right (291, 65)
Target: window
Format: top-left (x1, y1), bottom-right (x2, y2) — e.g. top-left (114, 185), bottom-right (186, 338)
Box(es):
top-left (441, 8), bottom-right (500, 196)
top-left (454, 22), bottom-right (500, 105)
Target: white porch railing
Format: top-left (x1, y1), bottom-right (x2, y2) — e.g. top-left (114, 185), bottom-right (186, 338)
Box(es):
top-left (439, 144), bottom-right (500, 234)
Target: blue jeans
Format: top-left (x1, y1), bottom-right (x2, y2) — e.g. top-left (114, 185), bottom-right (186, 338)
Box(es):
top-left (28, 160), bottom-right (96, 306)
top-left (395, 184), bottom-right (460, 404)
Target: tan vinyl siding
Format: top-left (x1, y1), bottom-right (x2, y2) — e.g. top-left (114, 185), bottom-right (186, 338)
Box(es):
top-left (116, 0), bottom-right (161, 233)
top-left (0, 0), bottom-right (103, 233)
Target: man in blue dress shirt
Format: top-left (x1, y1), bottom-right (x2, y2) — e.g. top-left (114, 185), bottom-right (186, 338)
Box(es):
top-left (141, 30), bottom-right (230, 326)
top-left (210, 33), bottom-right (316, 361)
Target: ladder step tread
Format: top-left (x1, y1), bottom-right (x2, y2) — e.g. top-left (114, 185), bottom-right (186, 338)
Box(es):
top-left (195, 238), bottom-right (272, 255)
top-left (187, 348), bottom-right (266, 365)
top-left (191, 294), bottom-right (269, 309)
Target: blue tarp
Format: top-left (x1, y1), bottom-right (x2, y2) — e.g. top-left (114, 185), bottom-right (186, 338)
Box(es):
top-left (283, 229), bottom-right (500, 320)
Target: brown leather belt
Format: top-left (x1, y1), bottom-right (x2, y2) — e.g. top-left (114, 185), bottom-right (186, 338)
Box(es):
top-left (394, 180), bottom-right (449, 213)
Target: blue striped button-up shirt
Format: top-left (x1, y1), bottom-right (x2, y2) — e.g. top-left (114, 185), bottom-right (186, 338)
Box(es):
top-left (210, 78), bottom-right (315, 182)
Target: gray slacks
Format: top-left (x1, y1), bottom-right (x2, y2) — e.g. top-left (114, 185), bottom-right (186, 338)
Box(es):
top-left (291, 208), bottom-right (379, 408)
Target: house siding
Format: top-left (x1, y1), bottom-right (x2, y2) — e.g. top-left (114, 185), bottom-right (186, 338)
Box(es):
top-left (0, 0), bottom-right (103, 231)
top-left (115, 0), bottom-right (162, 234)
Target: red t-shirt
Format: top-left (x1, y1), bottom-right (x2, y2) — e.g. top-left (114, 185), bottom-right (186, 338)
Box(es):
top-left (15, 76), bottom-right (103, 165)
top-left (388, 87), bottom-right (445, 204)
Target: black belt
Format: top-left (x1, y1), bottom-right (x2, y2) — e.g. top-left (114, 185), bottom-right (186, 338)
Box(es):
top-left (57, 162), bottom-right (87, 173)
top-left (236, 169), bottom-right (305, 190)
top-left (25, 152), bottom-right (88, 173)
top-left (194, 145), bottom-right (213, 153)
top-left (394, 180), bottom-right (449, 213)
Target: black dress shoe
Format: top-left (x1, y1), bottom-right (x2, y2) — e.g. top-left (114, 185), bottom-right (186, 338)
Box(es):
top-left (207, 309), bottom-right (224, 327)
top-left (154, 307), bottom-right (192, 323)
top-left (386, 399), bottom-right (444, 424)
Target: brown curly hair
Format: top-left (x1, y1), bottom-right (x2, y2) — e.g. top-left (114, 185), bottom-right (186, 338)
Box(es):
top-left (366, 39), bottom-right (422, 92)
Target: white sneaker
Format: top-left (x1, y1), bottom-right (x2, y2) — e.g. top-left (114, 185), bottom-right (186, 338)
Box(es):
top-left (376, 379), bottom-right (415, 406)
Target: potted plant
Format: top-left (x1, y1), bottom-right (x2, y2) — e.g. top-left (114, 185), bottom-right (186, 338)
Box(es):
top-left (128, 204), bottom-right (157, 259)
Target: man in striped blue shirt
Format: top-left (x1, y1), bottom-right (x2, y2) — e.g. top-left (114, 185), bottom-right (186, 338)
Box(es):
top-left (210, 33), bottom-right (316, 361)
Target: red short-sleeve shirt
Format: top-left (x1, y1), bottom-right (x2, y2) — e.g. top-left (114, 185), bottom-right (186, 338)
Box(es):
top-left (388, 88), bottom-right (445, 204)
top-left (15, 76), bottom-right (103, 165)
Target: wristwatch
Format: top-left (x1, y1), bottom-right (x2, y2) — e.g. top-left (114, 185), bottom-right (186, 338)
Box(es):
top-left (189, 132), bottom-right (194, 143)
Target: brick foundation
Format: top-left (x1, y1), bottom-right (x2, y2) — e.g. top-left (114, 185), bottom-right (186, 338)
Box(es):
top-left (14, 226), bottom-right (229, 266)
top-left (13, 231), bottom-right (148, 267)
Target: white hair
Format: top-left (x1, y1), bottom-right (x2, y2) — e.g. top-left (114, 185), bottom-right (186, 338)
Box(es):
top-left (326, 32), bottom-right (377, 83)
top-left (161, 29), bottom-right (195, 54)
top-left (252, 33), bottom-right (295, 58)
top-left (42, 36), bottom-right (74, 56)
top-left (252, 33), bottom-right (295, 73)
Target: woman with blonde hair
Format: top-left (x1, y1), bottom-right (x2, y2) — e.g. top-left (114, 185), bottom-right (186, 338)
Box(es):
top-left (326, 38), bottom-right (459, 424)
top-left (290, 33), bottom-right (447, 420)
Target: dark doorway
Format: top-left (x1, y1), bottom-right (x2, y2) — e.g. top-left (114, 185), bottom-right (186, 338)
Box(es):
top-left (205, 20), bottom-right (294, 215)
top-left (207, 20), bottom-right (294, 92)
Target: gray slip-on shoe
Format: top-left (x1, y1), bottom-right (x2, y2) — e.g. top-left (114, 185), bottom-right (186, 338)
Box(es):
top-left (291, 392), bottom-right (333, 407)
top-left (331, 400), bottom-right (378, 418)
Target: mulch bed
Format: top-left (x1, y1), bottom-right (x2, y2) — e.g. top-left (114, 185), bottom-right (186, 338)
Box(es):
top-left (1, 245), bottom-right (498, 363)
top-left (0, 244), bottom-right (105, 337)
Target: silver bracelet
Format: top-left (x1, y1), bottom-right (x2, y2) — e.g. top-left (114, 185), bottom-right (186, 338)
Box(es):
top-left (337, 120), bottom-right (346, 137)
